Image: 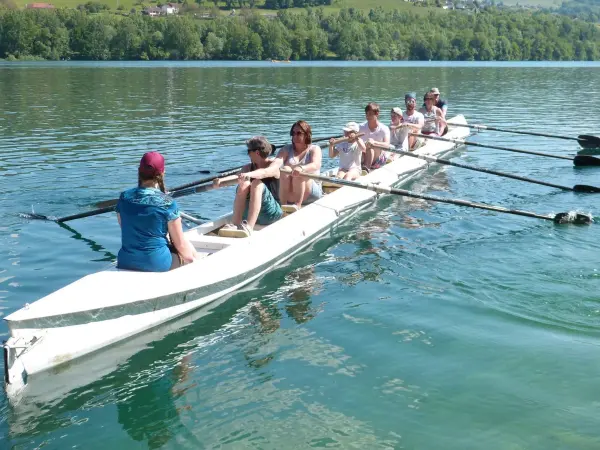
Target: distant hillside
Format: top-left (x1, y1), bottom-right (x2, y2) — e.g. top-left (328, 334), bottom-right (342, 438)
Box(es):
top-left (553, 0), bottom-right (600, 21)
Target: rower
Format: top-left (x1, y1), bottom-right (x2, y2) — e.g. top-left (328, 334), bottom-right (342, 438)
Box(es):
top-left (390, 107), bottom-right (409, 152)
top-left (255, 120), bottom-right (323, 212)
top-left (419, 91), bottom-right (446, 137)
top-left (402, 92), bottom-right (424, 150)
top-left (214, 136), bottom-right (283, 238)
top-left (116, 151), bottom-right (197, 272)
top-left (359, 102), bottom-right (391, 171)
top-left (430, 87), bottom-right (448, 135)
top-left (329, 122), bottom-right (365, 181)
top-left (430, 87), bottom-right (448, 118)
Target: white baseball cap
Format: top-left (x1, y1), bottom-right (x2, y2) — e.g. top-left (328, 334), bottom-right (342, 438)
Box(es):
top-left (342, 121), bottom-right (359, 133)
top-left (391, 107), bottom-right (403, 116)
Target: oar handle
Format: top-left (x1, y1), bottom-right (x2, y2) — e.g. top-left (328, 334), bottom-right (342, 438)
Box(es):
top-left (375, 144), bottom-right (577, 192)
top-left (451, 122), bottom-right (579, 142)
top-left (275, 134), bottom-right (345, 150)
top-left (328, 133), bottom-right (365, 146)
top-left (414, 133), bottom-right (575, 161)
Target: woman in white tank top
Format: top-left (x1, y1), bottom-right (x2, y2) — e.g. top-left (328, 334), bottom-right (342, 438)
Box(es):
top-left (264, 120), bottom-right (323, 211)
top-left (419, 91), bottom-right (446, 136)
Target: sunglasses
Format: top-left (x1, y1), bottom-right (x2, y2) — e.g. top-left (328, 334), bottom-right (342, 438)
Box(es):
top-left (425, 98), bottom-right (434, 101)
top-left (247, 147), bottom-right (262, 153)
top-left (291, 131), bottom-right (305, 136)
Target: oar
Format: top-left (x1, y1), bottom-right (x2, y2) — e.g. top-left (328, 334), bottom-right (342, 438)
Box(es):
top-left (374, 144), bottom-right (600, 193)
top-left (282, 168), bottom-right (592, 225)
top-left (93, 165), bottom-right (244, 209)
top-left (415, 134), bottom-right (600, 167)
top-left (25, 168), bottom-right (235, 223)
top-left (577, 135), bottom-right (600, 150)
top-left (450, 122), bottom-right (600, 148)
top-left (266, 134), bottom-right (342, 151)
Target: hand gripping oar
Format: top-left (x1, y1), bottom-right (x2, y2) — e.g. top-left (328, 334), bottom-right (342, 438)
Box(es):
top-left (280, 168), bottom-right (592, 225)
top-left (415, 134), bottom-right (600, 167)
top-left (373, 144), bottom-right (600, 193)
top-left (449, 122), bottom-right (600, 148)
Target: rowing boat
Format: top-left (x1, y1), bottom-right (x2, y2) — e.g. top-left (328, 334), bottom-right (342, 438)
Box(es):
top-left (3, 115), bottom-right (470, 399)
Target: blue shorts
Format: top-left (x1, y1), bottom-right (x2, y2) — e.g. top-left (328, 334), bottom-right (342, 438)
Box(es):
top-left (303, 179), bottom-right (323, 205)
top-left (242, 184), bottom-right (283, 225)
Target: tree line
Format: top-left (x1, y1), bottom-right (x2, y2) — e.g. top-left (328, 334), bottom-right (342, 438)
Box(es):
top-left (551, 0), bottom-right (600, 23)
top-left (0, 6), bottom-right (598, 61)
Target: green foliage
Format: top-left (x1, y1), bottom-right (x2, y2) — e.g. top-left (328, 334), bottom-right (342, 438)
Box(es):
top-left (0, 7), bottom-right (598, 61)
top-left (551, 0), bottom-right (600, 22)
top-left (77, 1), bottom-right (111, 12)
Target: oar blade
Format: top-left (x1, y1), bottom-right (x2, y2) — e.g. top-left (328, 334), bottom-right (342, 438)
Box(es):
top-left (573, 155), bottom-right (600, 167)
top-left (553, 212), bottom-right (593, 225)
top-left (573, 184), bottom-right (600, 193)
top-left (578, 135), bottom-right (600, 149)
top-left (18, 212), bottom-right (56, 221)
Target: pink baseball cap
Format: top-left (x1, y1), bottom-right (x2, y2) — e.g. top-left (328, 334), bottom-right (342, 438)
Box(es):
top-left (139, 151), bottom-right (165, 177)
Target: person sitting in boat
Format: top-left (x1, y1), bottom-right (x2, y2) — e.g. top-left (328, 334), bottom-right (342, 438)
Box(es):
top-left (258, 120), bottom-right (322, 212)
top-left (419, 90), bottom-right (447, 137)
top-left (428, 87), bottom-right (448, 135)
top-left (328, 122), bottom-right (365, 181)
top-left (116, 151), bottom-right (197, 272)
top-left (359, 102), bottom-right (391, 171)
top-left (402, 92), bottom-right (425, 150)
top-left (390, 106), bottom-right (409, 152)
top-left (430, 87), bottom-right (448, 118)
top-left (213, 136), bottom-right (283, 237)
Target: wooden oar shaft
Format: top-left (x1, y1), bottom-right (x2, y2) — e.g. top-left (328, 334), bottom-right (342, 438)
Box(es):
top-left (282, 169), bottom-right (554, 222)
top-left (377, 145), bottom-right (578, 192)
top-left (451, 122), bottom-right (579, 142)
top-left (416, 134), bottom-right (574, 161)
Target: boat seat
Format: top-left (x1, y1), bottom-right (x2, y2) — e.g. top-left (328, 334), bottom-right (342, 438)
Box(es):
top-left (187, 234), bottom-right (236, 250)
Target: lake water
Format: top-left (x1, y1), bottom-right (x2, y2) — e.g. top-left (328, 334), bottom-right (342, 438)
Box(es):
top-left (1, 61), bottom-right (600, 449)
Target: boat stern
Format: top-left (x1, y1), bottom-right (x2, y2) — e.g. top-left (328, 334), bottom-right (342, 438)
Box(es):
top-left (3, 335), bottom-right (39, 399)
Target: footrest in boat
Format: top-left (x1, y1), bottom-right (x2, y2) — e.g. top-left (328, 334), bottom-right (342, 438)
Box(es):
top-left (282, 204), bottom-right (299, 215)
top-left (218, 228), bottom-right (250, 238)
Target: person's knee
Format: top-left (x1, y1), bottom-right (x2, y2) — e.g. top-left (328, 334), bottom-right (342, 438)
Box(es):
top-left (238, 180), bottom-right (251, 193)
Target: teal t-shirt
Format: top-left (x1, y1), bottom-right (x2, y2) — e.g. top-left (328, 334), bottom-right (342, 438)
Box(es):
top-left (116, 187), bottom-right (180, 272)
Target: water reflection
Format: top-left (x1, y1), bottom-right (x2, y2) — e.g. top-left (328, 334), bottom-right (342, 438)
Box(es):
top-left (5, 294), bottom-right (245, 446)
top-left (116, 356), bottom-right (192, 449)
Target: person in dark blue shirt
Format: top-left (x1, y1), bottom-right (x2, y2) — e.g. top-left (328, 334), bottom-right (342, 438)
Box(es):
top-left (116, 152), bottom-right (197, 272)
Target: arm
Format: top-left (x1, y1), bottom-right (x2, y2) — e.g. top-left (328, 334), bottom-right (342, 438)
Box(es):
top-left (250, 148), bottom-right (286, 179)
top-left (436, 108), bottom-right (447, 134)
top-left (328, 138), bottom-right (339, 158)
top-left (440, 105), bottom-right (448, 118)
top-left (213, 163), bottom-right (251, 187)
top-left (117, 212), bottom-right (121, 227)
top-left (293, 145), bottom-right (322, 176)
top-left (366, 126), bottom-right (391, 148)
top-left (168, 217), bottom-right (197, 263)
top-left (356, 137), bottom-right (367, 153)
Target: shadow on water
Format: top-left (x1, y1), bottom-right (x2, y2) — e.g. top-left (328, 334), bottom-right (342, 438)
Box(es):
top-left (58, 221), bottom-right (116, 262)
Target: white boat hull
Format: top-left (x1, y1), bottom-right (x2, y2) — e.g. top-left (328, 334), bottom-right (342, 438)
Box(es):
top-left (3, 116), bottom-right (470, 400)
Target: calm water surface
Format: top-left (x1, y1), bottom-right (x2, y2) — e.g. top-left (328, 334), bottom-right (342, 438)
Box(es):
top-left (1, 62), bottom-right (600, 449)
